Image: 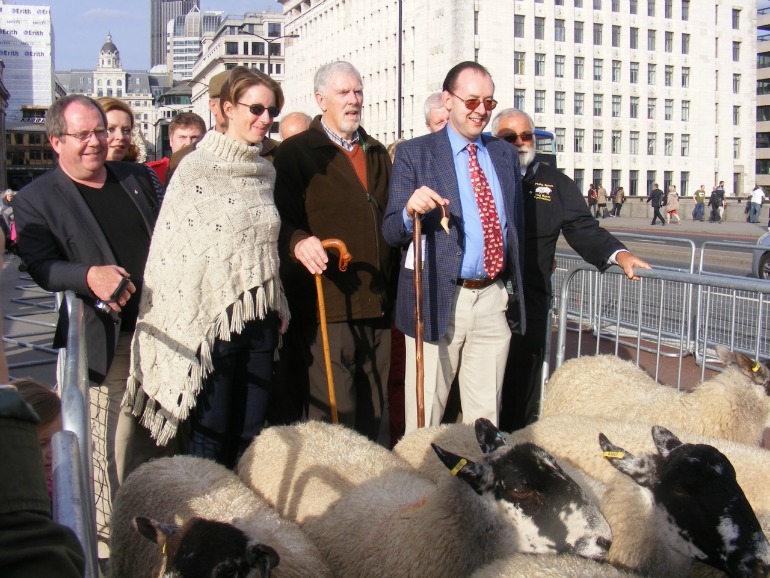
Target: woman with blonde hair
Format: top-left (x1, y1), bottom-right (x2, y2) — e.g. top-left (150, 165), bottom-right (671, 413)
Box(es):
top-left (96, 97), bottom-right (140, 162)
top-left (126, 66), bottom-right (289, 469)
top-left (666, 184), bottom-right (682, 224)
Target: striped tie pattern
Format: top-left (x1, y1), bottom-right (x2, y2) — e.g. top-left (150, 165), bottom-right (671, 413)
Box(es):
top-left (467, 143), bottom-right (503, 278)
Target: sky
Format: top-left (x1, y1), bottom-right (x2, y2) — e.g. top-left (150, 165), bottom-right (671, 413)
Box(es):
top-left (6, 0), bottom-right (282, 71)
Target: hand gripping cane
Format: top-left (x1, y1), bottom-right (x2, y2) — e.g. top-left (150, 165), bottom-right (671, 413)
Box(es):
top-left (315, 239), bottom-right (352, 424)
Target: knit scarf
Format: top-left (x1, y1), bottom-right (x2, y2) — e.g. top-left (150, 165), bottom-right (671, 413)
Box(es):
top-left (124, 130), bottom-right (290, 445)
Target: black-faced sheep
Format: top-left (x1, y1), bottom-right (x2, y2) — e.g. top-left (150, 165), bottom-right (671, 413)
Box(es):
top-left (110, 455), bottom-right (332, 578)
top-left (239, 420), bottom-right (612, 577)
top-left (541, 347), bottom-right (770, 446)
top-left (394, 420), bottom-right (770, 578)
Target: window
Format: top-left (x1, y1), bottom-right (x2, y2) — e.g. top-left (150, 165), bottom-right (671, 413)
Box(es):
top-left (681, 100), bottom-right (690, 121)
top-left (664, 171), bottom-right (673, 192)
top-left (630, 96), bottom-right (639, 118)
top-left (733, 105), bottom-right (740, 125)
top-left (733, 42), bottom-right (740, 62)
top-left (664, 133), bottom-right (673, 156)
top-left (225, 41), bottom-right (238, 55)
top-left (612, 60), bottom-right (621, 82)
top-left (733, 74), bottom-right (740, 94)
top-left (664, 65), bottom-right (673, 86)
top-left (648, 63), bottom-right (656, 85)
top-left (680, 171), bottom-right (689, 195)
top-left (575, 93), bottom-right (585, 115)
top-left (681, 67), bottom-right (690, 87)
top-left (555, 0), bottom-right (564, 4)
top-left (612, 0), bottom-right (620, 11)
top-left (665, 99), bottom-right (673, 120)
top-left (594, 0), bottom-right (601, 8)
top-left (514, 89), bottom-right (525, 109)
top-left (759, 79), bottom-right (770, 95)
top-left (647, 98), bottom-right (656, 119)
top-left (553, 128), bottom-right (565, 152)
top-left (648, 0), bottom-right (655, 16)
top-left (535, 90), bottom-right (546, 113)
top-left (555, 19), bottom-right (566, 42)
top-left (593, 94), bottom-right (603, 116)
top-left (267, 22), bottom-right (281, 36)
top-left (630, 62), bottom-right (639, 84)
top-left (665, 31), bottom-right (673, 52)
top-left (593, 23), bottom-right (602, 45)
top-left (612, 25), bottom-right (621, 48)
top-left (575, 0), bottom-right (583, 6)
top-left (630, 0), bottom-right (638, 14)
top-left (681, 134), bottom-right (690, 156)
top-left (514, 52), bottom-right (526, 75)
top-left (593, 59), bottom-right (603, 81)
top-left (760, 54), bottom-right (770, 69)
top-left (681, 33), bottom-right (689, 54)
top-left (514, 15), bottom-right (525, 37)
top-left (253, 42), bottom-right (265, 55)
top-left (682, 1), bottom-right (689, 21)
top-left (550, 92), bottom-right (564, 116)
top-left (732, 8), bottom-right (740, 30)
top-left (733, 137), bottom-right (740, 159)
top-left (269, 43), bottom-right (281, 57)
top-left (575, 129), bottom-right (585, 153)
top-left (535, 53), bottom-right (546, 76)
top-left (647, 132), bottom-right (656, 155)
top-left (612, 95), bottom-right (621, 117)
top-left (555, 55), bottom-right (566, 78)
top-left (612, 130), bottom-right (621, 154)
top-left (535, 17), bottom-right (545, 40)
top-left (630, 170), bottom-right (639, 196)
top-left (574, 56), bottom-right (585, 79)
top-left (574, 169), bottom-right (585, 192)
top-left (593, 170), bottom-right (604, 187)
top-left (575, 21), bottom-right (584, 44)
top-left (593, 130), bottom-right (603, 153)
top-left (647, 171), bottom-right (657, 194)
top-left (630, 131), bottom-right (640, 154)
top-left (630, 27), bottom-right (639, 50)
top-left (664, 0), bottom-right (672, 17)
top-left (648, 30), bottom-right (656, 51)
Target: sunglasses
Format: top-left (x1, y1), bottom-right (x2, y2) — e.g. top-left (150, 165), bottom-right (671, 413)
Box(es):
top-left (501, 132), bottom-right (534, 143)
top-left (448, 91), bottom-right (498, 112)
top-left (238, 102), bottom-right (280, 118)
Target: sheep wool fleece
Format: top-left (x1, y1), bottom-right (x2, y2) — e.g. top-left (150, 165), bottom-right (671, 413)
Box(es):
top-left (125, 130), bottom-right (289, 446)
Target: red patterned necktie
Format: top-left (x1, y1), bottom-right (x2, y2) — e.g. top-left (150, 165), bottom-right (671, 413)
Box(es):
top-left (467, 143), bottom-right (504, 278)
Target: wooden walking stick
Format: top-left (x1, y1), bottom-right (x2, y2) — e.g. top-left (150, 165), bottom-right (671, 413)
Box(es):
top-left (413, 206), bottom-right (450, 429)
top-left (315, 238), bottom-right (352, 424)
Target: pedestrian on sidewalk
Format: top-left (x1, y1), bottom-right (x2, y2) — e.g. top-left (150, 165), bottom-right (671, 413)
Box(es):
top-left (665, 185), bottom-right (682, 224)
top-left (647, 183), bottom-right (666, 225)
top-left (692, 185), bottom-right (706, 221)
top-left (749, 184), bottom-right (766, 224)
top-left (709, 184), bottom-right (725, 223)
top-left (587, 184), bottom-right (598, 218)
top-left (596, 182), bottom-right (608, 218)
top-left (611, 186), bottom-right (625, 217)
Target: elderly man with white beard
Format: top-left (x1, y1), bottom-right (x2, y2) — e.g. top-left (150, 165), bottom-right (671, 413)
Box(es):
top-left (490, 108), bottom-right (650, 431)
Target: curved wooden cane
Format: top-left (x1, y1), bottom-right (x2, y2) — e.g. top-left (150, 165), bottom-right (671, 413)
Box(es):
top-left (315, 239), bottom-right (352, 424)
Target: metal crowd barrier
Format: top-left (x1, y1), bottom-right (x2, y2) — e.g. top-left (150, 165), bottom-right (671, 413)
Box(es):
top-left (53, 291), bottom-right (98, 578)
top-left (553, 263), bottom-right (770, 389)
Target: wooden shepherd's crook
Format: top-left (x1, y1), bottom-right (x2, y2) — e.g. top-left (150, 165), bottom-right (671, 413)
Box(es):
top-left (315, 238), bottom-right (352, 424)
top-left (414, 205), bottom-right (450, 429)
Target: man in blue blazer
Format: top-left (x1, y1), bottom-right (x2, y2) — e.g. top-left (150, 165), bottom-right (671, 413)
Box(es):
top-left (383, 61), bottom-right (526, 433)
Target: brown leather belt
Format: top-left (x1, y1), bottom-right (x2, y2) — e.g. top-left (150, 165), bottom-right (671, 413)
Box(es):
top-left (456, 277), bottom-right (497, 290)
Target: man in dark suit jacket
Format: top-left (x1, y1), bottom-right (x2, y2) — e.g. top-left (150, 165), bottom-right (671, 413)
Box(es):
top-left (13, 94), bottom-right (168, 554)
top-left (491, 109), bottom-right (650, 431)
top-left (383, 61), bottom-right (526, 433)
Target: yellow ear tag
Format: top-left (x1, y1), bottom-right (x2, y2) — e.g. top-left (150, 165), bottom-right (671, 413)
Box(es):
top-left (450, 458), bottom-right (468, 476)
top-left (603, 451), bottom-right (625, 459)
top-left (752, 363), bottom-right (761, 373)
top-left (162, 542), bottom-right (166, 555)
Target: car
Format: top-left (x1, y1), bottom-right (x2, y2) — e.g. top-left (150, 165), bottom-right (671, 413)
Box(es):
top-left (753, 231), bottom-right (770, 280)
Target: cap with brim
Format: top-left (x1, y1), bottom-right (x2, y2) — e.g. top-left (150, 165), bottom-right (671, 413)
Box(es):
top-left (208, 71), bottom-right (230, 99)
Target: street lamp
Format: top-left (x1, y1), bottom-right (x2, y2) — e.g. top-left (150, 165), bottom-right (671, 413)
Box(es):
top-left (237, 26), bottom-right (299, 77)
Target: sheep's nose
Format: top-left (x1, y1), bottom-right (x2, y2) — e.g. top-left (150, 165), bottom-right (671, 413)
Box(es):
top-left (596, 536), bottom-right (611, 553)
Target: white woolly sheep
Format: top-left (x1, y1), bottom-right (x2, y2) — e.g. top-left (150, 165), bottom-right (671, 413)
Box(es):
top-left (469, 553), bottom-right (644, 578)
top-left (541, 347), bottom-right (770, 446)
top-left (239, 420), bottom-right (612, 577)
top-left (110, 455), bottom-right (332, 578)
top-left (395, 420), bottom-right (770, 578)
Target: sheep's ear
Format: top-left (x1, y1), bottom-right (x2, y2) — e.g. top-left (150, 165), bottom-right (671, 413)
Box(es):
top-left (132, 516), bottom-right (179, 547)
top-left (599, 433), bottom-right (658, 489)
top-left (212, 558), bottom-right (242, 578)
top-left (725, 349), bottom-right (770, 388)
top-left (475, 417), bottom-right (507, 454)
top-left (431, 442), bottom-right (487, 494)
top-left (651, 425), bottom-right (682, 458)
top-left (245, 543), bottom-right (280, 578)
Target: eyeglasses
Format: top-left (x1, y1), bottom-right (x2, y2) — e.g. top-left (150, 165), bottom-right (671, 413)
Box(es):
top-left (107, 127), bottom-right (133, 137)
top-left (62, 129), bottom-right (109, 142)
top-left (238, 102), bottom-right (280, 118)
top-left (448, 91), bottom-right (498, 112)
top-left (501, 132), bottom-right (534, 144)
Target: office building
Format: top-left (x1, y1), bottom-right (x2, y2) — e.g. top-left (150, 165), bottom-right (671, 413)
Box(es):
top-left (758, 6), bottom-right (770, 190)
top-left (280, 0), bottom-right (757, 196)
top-left (151, 0), bottom-right (198, 68)
top-left (167, 6), bottom-right (223, 81)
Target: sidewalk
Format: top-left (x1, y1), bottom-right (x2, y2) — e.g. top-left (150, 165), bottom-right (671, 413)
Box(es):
top-left (594, 213), bottom-right (767, 242)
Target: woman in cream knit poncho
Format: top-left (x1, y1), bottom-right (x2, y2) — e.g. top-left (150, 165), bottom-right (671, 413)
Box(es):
top-left (126, 67), bottom-right (289, 468)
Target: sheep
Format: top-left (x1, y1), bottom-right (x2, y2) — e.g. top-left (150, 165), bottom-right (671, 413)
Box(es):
top-left (395, 420), bottom-right (770, 578)
top-left (540, 346), bottom-right (770, 446)
top-left (110, 455), bottom-right (332, 578)
top-left (469, 553), bottom-right (644, 578)
top-left (238, 420), bottom-right (612, 577)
